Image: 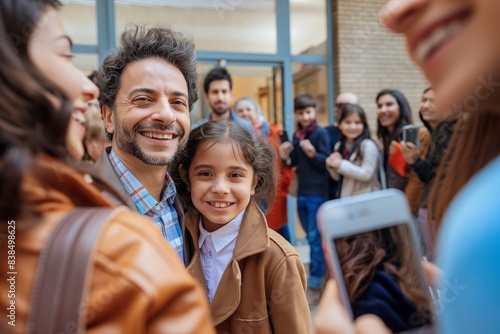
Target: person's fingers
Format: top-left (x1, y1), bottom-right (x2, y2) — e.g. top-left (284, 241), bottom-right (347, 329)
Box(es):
top-left (406, 142), bottom-right (417, 150)
top-left (315, 280), bottom-right (355, 334)
top-left (422, 261), bottom-right (441, 286)
top-left (321, 242), bottom-right (335, 278)
top-left (389, 141), bottom-right (397, 155)
top-left (355, 314), bottom-right (392, 334)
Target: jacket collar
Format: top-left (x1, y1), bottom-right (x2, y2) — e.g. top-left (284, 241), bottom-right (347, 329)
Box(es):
top-left (186, 200), bottom-right (269, 260)
top-left (24, 154), bottom-right (115, 212)
top-left (186, 200), bottom-right (269, 325)
top-left (89, 146), bottom-right (188, 263)
top-left (90, 146), bottom-right (137, 211)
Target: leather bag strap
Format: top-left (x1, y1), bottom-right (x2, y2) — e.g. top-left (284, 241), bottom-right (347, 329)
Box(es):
top-left (27, 206), bottom-right (125, 334)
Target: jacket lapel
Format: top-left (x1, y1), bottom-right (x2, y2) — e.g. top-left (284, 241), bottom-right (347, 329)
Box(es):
top-left (208, 202), bottom-right (270, 325)
top-left (174, 196), bottom-right (190, 264)
top-left (232, 201), bottom-right (269, 261)
top-left (89, 147), bottom-right (137, 211)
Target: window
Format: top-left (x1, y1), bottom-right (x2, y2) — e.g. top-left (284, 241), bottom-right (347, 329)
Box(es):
top-left (115, 0), bottom-right (277, 54)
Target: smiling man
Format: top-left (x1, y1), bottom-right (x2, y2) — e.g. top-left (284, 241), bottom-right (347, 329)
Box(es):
top-left (92, 25), bottom-right (199, 264)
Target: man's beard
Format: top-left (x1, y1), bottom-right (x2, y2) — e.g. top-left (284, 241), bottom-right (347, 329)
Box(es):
top-left (211, 103), bottom-right (230, 116)
top-left (113, 114), bottom-right (184, 166)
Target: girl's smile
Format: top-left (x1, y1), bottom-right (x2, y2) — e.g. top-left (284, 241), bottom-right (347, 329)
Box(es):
top-left (188, 140), bottom-right (257, 232)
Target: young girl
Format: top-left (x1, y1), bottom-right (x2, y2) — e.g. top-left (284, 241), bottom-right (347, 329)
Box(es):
top-left (278, 93), bottom-right (330, 306)
top-left (170, 120), bottom-right (312, 334)
top-left (325, 104), bottom-right (381, 198)
top-left (0, 1), bottom-right (213, 333)
top-left (234, 97), bottom-right (294, 242)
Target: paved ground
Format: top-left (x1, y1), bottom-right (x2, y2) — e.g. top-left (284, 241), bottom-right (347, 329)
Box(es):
top-left (294, 242), bottom-right (320, 328)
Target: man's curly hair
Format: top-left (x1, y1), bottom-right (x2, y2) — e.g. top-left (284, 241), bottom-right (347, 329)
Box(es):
top-left (94, 25), bottom-right (198, 139)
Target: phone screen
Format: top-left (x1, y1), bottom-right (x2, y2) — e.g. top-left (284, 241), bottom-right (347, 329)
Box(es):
top-left (403, 126), bottom-right (420, 147)
top-left (331, 224), bottom-right (435, 334)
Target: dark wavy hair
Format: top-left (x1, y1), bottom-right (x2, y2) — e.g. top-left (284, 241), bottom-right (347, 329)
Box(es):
top-left (294, 93), bottom-right (317, 111)
top-left (169, 120), bottom-right (277, 211)
top-left (203, 66), bottom-right (232, 94)
top-left (0, 0), bottom-right (72, 220)
top-left (94, 25), bottom-right (199, 139)
top-left (336, 225), bottom-right (432, 322)
top-left (376, 89), bottom-right (413, 149)
top-left (336, 104), bottom-right (371, 158)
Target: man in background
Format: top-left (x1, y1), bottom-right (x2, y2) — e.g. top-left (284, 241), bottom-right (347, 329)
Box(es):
top-left (191, 67), bottom-right (253, 134)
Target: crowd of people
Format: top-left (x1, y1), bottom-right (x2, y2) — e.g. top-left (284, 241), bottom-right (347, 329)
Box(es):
top-left (1, 0), bottom-right (499, 333)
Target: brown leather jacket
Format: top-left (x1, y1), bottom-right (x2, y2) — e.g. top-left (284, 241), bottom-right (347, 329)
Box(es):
top-left (0, 155), bottom-right (215, 334)
top-left (405, 126), bottom-right (431, 214)
top-left (185, 201), bottom-right (312, 334)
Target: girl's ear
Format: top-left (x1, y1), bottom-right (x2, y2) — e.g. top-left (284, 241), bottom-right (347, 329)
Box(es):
top-left (179, 164), bottom-right (191, 192)
top-left (251, 174), bottom-right (259, 196)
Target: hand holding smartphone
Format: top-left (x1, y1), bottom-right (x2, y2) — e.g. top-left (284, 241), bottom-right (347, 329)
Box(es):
top-left (318, 190), bottom-right (436, 334)
top-left (278, 129), bottom-right (289, 144)
top-left (402, 125), bottom-right (420, 148)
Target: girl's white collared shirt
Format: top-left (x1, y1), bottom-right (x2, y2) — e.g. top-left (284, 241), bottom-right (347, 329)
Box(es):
top-left (198, 210), bottom-right (245, 303)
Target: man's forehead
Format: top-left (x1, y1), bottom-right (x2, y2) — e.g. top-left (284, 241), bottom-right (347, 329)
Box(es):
top-left (209, 79), bottom-right (231, 90)
top-left (336, 93), bottom-right (358, 104)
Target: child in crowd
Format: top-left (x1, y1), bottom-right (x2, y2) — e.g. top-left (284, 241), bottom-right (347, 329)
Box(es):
top-left (278, 93), bottom-right (330, 307)
top-left (326, 104), bottom-right (381, 198)
top-left (170, 120), bottom-right (312, 334)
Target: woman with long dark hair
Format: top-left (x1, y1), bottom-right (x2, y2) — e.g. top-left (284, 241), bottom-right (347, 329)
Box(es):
top-left (316, 0), bottom-right (500, 333)
top-left (0, 1), bottom-right (213, 332)
top-left (335, 226), bottom-right (432, 333)
top-left (376, 89), bottom-right (413, 191)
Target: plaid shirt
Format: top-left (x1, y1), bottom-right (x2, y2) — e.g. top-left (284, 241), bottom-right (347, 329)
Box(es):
top-left (109, 149), bottom-right (184, 262)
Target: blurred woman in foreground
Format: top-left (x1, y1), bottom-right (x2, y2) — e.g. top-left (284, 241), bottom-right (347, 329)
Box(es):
top-left (316, 0), bottom-right (500, 333)
top-left (0, 0), bottom-right (213, 332)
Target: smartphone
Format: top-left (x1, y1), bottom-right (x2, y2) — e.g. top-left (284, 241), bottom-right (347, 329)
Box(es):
top-left (402, 125), bottom-right (420, 148)
top-left (318, 189), bottom-right (436, 334)
top-left (278, 129), bottom-right (289, 144)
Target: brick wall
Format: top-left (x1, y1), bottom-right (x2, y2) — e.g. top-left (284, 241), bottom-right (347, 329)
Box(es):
top-left (334, 0), bottom-right (428, 132)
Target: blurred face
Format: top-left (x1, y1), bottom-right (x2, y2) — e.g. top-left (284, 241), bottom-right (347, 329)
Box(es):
top-left (28, 8), bottom-right (98, 160)
top-left (335, 93), bottom-right (358, 119)
top-left (420, 89), bottom-right (438, 124)
top-left (85, 137), bottom-right (110, 163)
top-left (338, 113), bottom-right (364, 143)
top-left (188, 141), bottom-right (256, 232)
top-left (102, 58), bottom-right (190, 168)
top-left (205, 79), bottom-right (233, 118)
top-left (377, 94), bottom-right (401, 132)
top-left (235, 100), bottom-right (259, 125)
top-left (295, 106), bottom-right (316, 128)
top-left (381, 0), bottom-right (500, 113)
